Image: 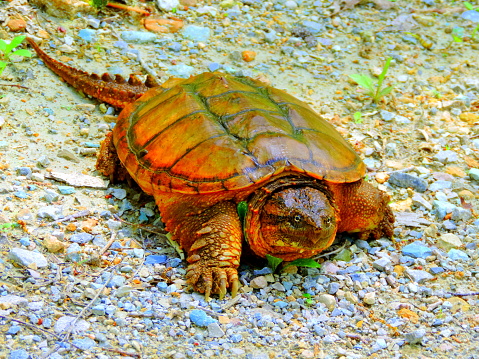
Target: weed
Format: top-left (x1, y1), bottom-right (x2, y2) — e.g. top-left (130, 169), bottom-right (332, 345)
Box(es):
top-left (353, 111), bottom-right (363, 124)
top-left (266, 254), bottom-right (321, 273)
top-left (349, 57), bottom-right (394, 104)
top-left (0, 222), bottom-right (19, 232)
top-left (464, 2), bottom-right (479, 39)
top-left (0, 35), bottom-right (31, 77)
top-left (89, 0), bottom-right (107, 9)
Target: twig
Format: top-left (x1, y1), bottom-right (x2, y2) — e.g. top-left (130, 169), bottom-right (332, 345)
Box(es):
top-left (41, 268), bottom-right (117, 359)
top-left (0, 83), bottom-right (29, 89)
top-left (107, 2), bottom-right (151, 16)
top-left (99, 231), bottom-right (117, 256)
top-left (53, 210), bottom-right (91, 224)
top-left (113, 214), bottom-right (167, 235)
top-left (0, 315), bottom-right (62, 340)
top-left (447, 292), bottom-right (479, 297)
top-left (312, 242), bottom-right (347, 260)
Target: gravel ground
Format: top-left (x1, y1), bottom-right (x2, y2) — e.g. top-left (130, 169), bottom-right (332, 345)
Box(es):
top-left (1, 0), bottom-right (479, 358)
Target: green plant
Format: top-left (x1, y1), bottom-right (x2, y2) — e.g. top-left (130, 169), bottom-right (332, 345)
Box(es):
top-left (349, 57), bottom-right (394, 104)
top-left (464, 2), bottom-right (479, 39)
top-left (0, 35), bottom-right (31, 76)
top-left (266, 254), bottom-right (321, 273)
top-left (0, 222), bottom-right (19, 232)
top-left (353, 111), bottom-right (363, 124)
top-left (89, 0), bottom-right (108, 9)
top-left (302, 293), bottom-right (314, 305)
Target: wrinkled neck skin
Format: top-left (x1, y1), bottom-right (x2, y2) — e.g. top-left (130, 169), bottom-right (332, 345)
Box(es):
top-left (245, 176), bottom-right (338, 261)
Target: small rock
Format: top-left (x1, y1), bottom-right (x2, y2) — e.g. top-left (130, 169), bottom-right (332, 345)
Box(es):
top-left (411, 193), bottom-right (432, 210)
top-left (145, 254), bottom-right (168, 265)
top-left (363, 292), bottom-right (376, 305)
top-left (388, 172), bottom-right (428, 192)
top-left (434, 150), bottom-right (458, 164)
top-left (121, 31), bottom-right (157, 43)
top-left (9, 248), bottom-right (48, 268)
top-left (402, 241), bottom-right (432, 258)
top-left (373, 257), bottom-right (391, 272)
top-left (433, 200), bottom-right (457, 220)
top-left (447, 249), bottom-right (469, 261)
top-left (54, 315), bottom-right (90, 333)
top-left (437, 233), bottom-right (462, 250)
top-left (405, 329), bottom-right (426, 344)
top-left (78, 28), bottom-right (97, 42)
top-left (7, 18), bottom-right (27, 32)
top-left (451, 207), bottom-right (472, 222)
top-left (317, 294), bottom-right (336, 310)
top-left (182, 25), bottom-right (211, 42)
top-left (190, 309), bottom-right (216, 327)
top-left (250, 276), bottom-right (268, 289)
top-left (70, 233), bottom-right (94, 244)
top-left (156, 0), bottom-right (180, 11)
top-left (57, 149), bottom-right (80, 163)
top-left (168, 64), bottom-right (195, 78)
top-left (405, 268), bottom-right (434, 283)
top-left (0, 295), bottom-right (28, 309)
top-left (57, 185), bottom-right (76, 195)
top-left (7, 349), bottom-right (30, 359)
top-left (43, 236), bottom-right (66, 253)
top-left (327, 282), bottom-right (340, 295)
top-left (468, 168), bottom-right (479, 181)
top-left (207, 322), bottom-right (225, 338)
top-left (111, 188), bottom-right (127, 200)
top-left (72, 337), bottom-right (95, 350)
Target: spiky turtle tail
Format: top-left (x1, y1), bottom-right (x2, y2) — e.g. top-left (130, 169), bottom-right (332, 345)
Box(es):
top-left (27, 37), bottom-right (158, 108)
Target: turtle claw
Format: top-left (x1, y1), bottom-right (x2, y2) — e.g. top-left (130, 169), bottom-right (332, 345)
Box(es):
top-left (186, 262), bottom-right (240, 300)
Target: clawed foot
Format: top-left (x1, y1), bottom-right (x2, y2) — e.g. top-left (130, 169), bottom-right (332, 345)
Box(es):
top-left (359, 206), bottom-right (395, 240)
top-left (186, 262), bottom-right (240, 300)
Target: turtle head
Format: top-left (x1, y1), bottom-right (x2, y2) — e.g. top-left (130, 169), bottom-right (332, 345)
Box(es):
top-left (245, 181), bottom-right (339, 261)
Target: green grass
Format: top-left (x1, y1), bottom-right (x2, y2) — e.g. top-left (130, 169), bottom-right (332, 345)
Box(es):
top-left (0, 35), bottom-right (31, 77)
top-left (349, 57), bottom-right (394, 104)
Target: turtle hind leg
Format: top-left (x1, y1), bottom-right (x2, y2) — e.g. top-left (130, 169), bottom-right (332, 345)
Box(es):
top-left (96, 132), bottom-right (131, 183)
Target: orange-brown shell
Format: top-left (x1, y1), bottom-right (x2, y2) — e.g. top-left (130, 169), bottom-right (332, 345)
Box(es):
top-left (112, 72), bottom-right (365, 195)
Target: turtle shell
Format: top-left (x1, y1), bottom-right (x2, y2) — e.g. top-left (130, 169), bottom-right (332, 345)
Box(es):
top-left (112, 72), bottom-right (365, 195)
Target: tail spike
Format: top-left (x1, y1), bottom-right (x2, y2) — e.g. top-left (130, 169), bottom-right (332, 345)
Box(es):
top-left (128, 74), bottom-right (142, 86)
top-left (115, 74), bottom-right (125, 83)
top-left (101, 73), bottom-right (112, 82)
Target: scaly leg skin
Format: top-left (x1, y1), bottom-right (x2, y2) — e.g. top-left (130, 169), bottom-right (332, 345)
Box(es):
top-left (332, 180), bottom-right (395, 239)
top-left (95, 132), bottom-right (131, 183)
top-left (162, 200), bottom-right (242, 300)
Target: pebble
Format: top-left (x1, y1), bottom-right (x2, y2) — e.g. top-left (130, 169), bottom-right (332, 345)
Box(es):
top-left (57, 185), bottom-right (75, 195)
top-left (250, 276), bottom-right (268, 289)
top-left (78, 29), bottom-right (97, 42)
top-left (372, 257), bottom-right (391, 272)
top-left (156, 0), bottom-right (180, 11)
top-left (121, 31), bottom-right (157, 43)
top-left (405, 329), bottom-right (426, 344)
top-left (434, 150), bottom-right (459, 164)
top-left (207, 322), bottom-right (225, 338)
top-left (388, 172), bottom-right (428, 192)
top-left (447, 249), bottom-right (469, 261)
top-left (182, 25), bottom-right (211, 42)
top-left (318, 294), bottom-right (336, 310)
top-left (437, 233), bottom-right (462, 250)
top-left (402, 241), bottom-right (432, 258)
top-left (190, 309), bottom-right (216, 327)
top-left (363, 292), bottom-right (376, 305)
top-left (9, 248), bottom-right (48, 268)
top-left (168, 64), bottom-right (195, 78)
top-left (72, 337), bottom-right (96, 350)
top-left (8, 350), bottom-right (30, 359)
top-left (469, 168), bottom-right (479, 181)
top-left (433, 200), bottom-right (457, 219)
top-left (37, 205), bottom-right (63, 221)
top-left (69, 232), bottom-right (94, 244)
top-left (54, 316), bottom-right (90, 333)
top-left (405, 268), bottom-right (434, 283)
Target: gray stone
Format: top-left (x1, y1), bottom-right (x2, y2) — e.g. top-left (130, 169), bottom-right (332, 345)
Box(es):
top-left (327, 282), bottom-right (340, 295)
top-left (447, 249), bottom-right (470, 261)
top-left (54, 315), bottom-right (90, 333)
top-left (434, 150), bottom-right (458, 164)
top-left (433, 200), bottom-right (456, 220)
top-left (405, 329), bottom-right (426, 344)
top-left (318, 294), bottom-right (336, 311)
top-left (405, 269), bottom-right (434, 283)
top-left (373, 257), bottom-right (391, 272)
top-left (72, 337), bottom-right (95, 350)
top-left (412, 193), bottom-right (432, 210)
top-left (469, 168), bottom-right (479, 181)
top-left (437, 233), bottom-right (462, 250)
top-left (207, 322), bottom-right (225, 338)
top-left (250, 276), bottom-right (268, 289)
top-left (402, 241), bottom-right (432, 258)
top-left (388, 172), bottom-right (428, 192)
top-left (363, 292), bottom-right (376, 305)
top-left (70, 232), bottom-right (93, 244)
top-left (57, 149), bottom-right (80, 163)
top-left (0, 294), bottom-right (28, 307)
top-left (9, 248), bottom-right (48, 268)
top-left (271, 282), bottom-right (285, 291)
top-left (429, 180), bottom-right (452, 192)
top-left (37, 205), bottom-right (63, 221)
top-left (451, 207), bottom-right (472, 222)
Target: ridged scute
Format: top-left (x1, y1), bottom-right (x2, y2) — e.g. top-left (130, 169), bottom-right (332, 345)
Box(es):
top-left (112, 72), bottom-right (365, 194)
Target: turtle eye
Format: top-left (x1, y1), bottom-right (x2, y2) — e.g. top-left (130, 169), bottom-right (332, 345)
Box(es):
top-left (323, 217), bottom-right (333, 227)
top-left (293, 214), bottom-right (302, 223)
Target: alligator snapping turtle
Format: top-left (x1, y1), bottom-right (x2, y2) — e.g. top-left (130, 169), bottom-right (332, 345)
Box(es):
top-left (28, 38), bottom-right (394, 299)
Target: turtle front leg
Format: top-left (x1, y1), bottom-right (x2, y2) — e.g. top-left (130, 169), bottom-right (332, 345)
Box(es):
top-left (158, 198), bottom-right (242, 300)
top-left (331, 180), bottom-right (395, 239)
top-left (185, 201), bottom-right (242, 300)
